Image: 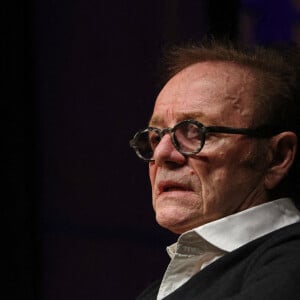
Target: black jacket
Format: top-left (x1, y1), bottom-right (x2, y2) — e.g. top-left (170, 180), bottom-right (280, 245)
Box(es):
top-left (137, 222), bottom-right (300, 299)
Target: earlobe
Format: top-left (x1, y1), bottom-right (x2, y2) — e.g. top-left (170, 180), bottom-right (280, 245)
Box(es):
top-left (264, 132), bottom-right (298, 190)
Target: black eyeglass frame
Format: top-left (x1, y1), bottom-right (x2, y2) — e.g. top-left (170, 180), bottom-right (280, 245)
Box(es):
top-left (129, 119), bottom-right (282, 162)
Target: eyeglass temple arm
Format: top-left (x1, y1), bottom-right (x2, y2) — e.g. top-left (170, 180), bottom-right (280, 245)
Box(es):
top-left (205, 125), bottom-right (281, 138)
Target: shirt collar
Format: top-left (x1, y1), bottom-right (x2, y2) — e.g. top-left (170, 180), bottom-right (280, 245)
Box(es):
top-left (192, 198), bottom-right (300, 252)
top-left (167, 230), bottom-right (223, 259)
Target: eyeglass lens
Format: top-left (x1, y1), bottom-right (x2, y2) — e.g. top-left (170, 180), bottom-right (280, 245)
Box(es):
top-left (135, 122), bottom-right (203, 160)
top-left (175, 122), bottom-right (202, 152)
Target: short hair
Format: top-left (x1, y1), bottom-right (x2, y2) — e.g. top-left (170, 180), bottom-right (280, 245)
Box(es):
top-left (159, 41), bottom-right (300, 199)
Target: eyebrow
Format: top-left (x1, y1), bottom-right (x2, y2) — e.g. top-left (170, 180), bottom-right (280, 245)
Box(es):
top-left (148, 116), bottom-right (161, 127)
top-left (149, 111), bottom-right (205, 127)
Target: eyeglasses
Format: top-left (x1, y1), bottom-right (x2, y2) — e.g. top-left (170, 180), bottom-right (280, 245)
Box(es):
top-left (129, 119), bottom-right (280, 162)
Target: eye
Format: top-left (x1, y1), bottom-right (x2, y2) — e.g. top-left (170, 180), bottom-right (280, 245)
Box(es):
top-left (186, 125), bottom-right (201, 139)
top-left (176, 123), bottom-right (201, 141)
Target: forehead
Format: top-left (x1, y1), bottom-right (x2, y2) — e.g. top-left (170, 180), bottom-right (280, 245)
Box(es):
top-left (151, 61), bottom-right (256, 127)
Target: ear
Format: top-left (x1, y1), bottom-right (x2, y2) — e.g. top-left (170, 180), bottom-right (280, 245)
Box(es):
top-left (264, 132), bottom-right (298, 190)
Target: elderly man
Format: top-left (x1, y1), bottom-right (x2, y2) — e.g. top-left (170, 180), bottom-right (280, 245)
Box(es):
top-left (130, 42), bottom-right (300, 299)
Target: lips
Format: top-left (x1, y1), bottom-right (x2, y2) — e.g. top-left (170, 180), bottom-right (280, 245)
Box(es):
top-left (157, 181), bottom-right (192, 195)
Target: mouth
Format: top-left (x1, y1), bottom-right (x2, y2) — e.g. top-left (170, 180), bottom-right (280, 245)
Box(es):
top-left (158, 181), bottom-right (192, 195)
top-left (164, 186), bottom-right (187, 192)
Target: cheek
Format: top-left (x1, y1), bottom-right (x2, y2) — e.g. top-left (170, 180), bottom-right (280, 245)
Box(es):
top-left (190, 145), bottom-right (227, 181)
top-left (191, 161), bottom-right (226, 202)
top-left (189, 141), bottom-right (248, 197)
top-left (148, 164), bottom-right (156, 189)
top-left (193, 141), bottom-right (264, 198)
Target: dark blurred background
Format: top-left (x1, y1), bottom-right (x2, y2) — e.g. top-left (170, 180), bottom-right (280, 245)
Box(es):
top-left (6, 0), bottom-right (300, 299)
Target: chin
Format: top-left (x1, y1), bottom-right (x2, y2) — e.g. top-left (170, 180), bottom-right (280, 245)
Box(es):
top-left (155, 207), bottom-right (197, 234)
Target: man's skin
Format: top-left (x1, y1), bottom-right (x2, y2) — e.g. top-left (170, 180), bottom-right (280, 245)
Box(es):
top-left (148, 61), bottom-right (297, 234)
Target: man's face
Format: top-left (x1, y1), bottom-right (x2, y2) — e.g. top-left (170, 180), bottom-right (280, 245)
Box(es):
top-left (149, 61), bottom-right (269, 234)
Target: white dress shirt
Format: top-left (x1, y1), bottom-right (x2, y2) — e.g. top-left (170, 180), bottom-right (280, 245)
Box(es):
top-left (157, 198), bottom-right (300, 300)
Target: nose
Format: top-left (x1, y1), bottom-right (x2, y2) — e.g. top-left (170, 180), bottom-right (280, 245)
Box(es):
top-left (152, 134), bottom-right (186, 166)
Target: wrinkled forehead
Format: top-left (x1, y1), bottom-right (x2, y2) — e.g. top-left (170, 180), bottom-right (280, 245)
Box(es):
top-left (151, 61), bottom-right (257, 127)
